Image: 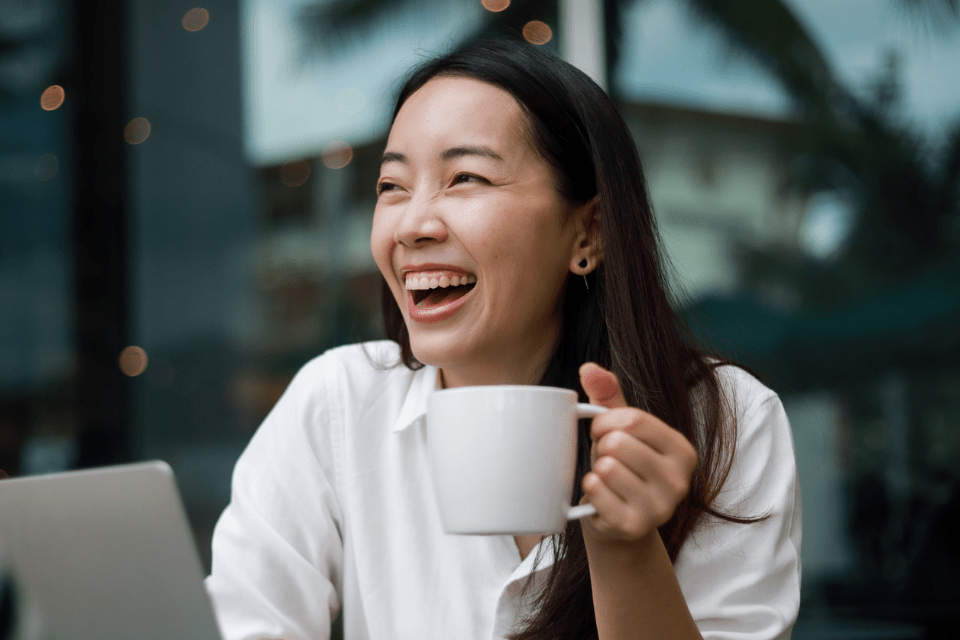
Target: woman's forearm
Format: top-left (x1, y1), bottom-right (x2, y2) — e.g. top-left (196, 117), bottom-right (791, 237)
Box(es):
top-left (585, 530), bottom-right (703, 640)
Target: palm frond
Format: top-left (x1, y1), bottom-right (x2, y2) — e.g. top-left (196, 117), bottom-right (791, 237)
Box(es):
top-left (685, 0), bottom-right (847, 118)
top-left (297, 0), bottom-right (626, 91)
top-left (894, 0), bottom-right (960, 36)
top-left (297, 0), bottom-right (424, 55)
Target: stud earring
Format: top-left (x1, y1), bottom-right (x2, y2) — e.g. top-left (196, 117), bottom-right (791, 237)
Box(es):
top-left (578, 258), bottom-right (589, 289)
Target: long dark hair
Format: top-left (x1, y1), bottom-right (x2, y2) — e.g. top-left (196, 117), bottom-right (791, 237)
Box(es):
top-left (381, 38), bottom-right (754, 640)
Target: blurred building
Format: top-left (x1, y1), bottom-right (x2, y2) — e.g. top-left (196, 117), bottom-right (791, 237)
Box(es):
top-left (625, 102), bottom-right (807, 298)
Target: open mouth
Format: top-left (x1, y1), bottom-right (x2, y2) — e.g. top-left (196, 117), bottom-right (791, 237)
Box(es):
top-left (405, 274), bottom-right (477, 309)
top-left (412, 282), bottom-right (476, 308)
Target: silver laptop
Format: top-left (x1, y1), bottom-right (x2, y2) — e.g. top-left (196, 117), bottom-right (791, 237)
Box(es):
top-left (0, 461), bottom-right (223, 640)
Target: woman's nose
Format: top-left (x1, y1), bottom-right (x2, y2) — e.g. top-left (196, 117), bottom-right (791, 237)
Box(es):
top-left (393, 194), bottom-right (448, 246)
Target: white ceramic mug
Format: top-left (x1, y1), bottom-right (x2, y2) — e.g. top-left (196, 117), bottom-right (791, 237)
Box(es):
top-left (427, 385), bottom-right (607, 535)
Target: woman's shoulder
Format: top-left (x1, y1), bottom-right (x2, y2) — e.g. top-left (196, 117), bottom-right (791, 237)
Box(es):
top-left (710, 362), bottom-right (780, 414)
top-left (707, 362), bottom-right (795, 486)
top-left (696, 360), bottom-right (791, 456)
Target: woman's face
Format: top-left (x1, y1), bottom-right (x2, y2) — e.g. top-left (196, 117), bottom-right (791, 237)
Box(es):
top-left (371, 76), bottom-right (588, 387)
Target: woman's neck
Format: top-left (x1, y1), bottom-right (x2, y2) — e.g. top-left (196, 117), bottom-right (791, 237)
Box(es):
top-left (438, 358), bottom-right (550, 389)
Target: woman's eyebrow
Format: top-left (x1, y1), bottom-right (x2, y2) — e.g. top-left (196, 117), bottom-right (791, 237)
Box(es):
top-left (440, 145), bottom-right (503, 162)
top-left (380, 145), bottom-right (503, 167)
top-left (381, 151), bottom-right (406, 166)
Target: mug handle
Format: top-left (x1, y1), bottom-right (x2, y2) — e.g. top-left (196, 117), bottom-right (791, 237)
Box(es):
top-left (566, 403), bottom-right (607, 520)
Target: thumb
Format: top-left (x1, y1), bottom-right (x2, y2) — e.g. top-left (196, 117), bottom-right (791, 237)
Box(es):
top-left (579, 362), bottom-right (628, 409)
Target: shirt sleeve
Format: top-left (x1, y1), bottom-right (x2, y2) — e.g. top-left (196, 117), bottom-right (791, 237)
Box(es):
top-left (204, 356), bottom-right (345, 640)
top-left (674, 369), bottom-right (802, 640)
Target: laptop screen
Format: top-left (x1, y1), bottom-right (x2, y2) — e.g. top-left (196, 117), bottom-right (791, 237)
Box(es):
top-left (0, 461), bottom-right (222, 640)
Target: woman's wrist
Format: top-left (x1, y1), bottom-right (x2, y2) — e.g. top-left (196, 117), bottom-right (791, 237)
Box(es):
top-left (583, 527), bottom-right (703, 640)
top-left (582, 525), bottom-right (664, 576)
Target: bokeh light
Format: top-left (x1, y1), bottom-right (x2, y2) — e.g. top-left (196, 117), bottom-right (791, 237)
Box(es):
top-left (322, 141), bottom-right (353, 169)
top-left (124, 117), bottom-right (152, 144)
top-left (481, 0), bottom-right (510, 12)
top-left (119, 346), bottom-right (149, 377)
top-left (182, 8), bottom-right (210, 31)
top-left (35, 154), bottom-right (59, 181)
top-left (522, 20), bottom-right (553, 45)
top-left (280, 159), bottom-right (311, 187)
top-left (40, 85), bottom-right (65, 111)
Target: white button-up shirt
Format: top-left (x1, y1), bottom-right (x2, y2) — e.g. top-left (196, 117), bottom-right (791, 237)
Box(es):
top-left (205, 341), bottom-right (801, 640)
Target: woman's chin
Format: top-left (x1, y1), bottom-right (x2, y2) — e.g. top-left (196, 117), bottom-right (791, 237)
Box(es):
top-left (407, 338), bottom-right (467, 371)
top-left (407, 332), bottom-right (492, 378)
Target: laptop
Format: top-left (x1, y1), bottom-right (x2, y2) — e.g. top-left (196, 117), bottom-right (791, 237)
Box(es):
top-left (0, 461), bottom-right (223, 640)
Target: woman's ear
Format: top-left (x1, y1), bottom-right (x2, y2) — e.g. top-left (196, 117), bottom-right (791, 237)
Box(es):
top-left (569, 197), bottom-right (602, 274)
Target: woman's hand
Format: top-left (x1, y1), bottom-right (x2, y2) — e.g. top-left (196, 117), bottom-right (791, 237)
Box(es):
top-left (579, 363), bottom-right (698, 542)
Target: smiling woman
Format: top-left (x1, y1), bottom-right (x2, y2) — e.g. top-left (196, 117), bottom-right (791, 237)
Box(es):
top-left (371, 75), bottom-right (593, 389)
top-left (205, 38), bottom-right (801, 640)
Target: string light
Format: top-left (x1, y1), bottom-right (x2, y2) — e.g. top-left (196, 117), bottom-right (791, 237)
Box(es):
top-left (280, 159), bottom-right (311, 187)
top-left (124, 118), bottom-right (152, 144)
top-left (40, 85), bottom-right (65, 111)
top-left (119, 346), bottom-right (149, 377)
top-left (183, 8), bottom-right (210, 31)
top-left (481, 0), bottom-right (510, 12)
top-left (322, 142), bottom-right (353, 169)
top-left (522, 20), bottom-right (553, 45)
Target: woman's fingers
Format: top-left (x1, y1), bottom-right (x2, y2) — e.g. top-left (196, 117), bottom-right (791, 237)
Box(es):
top-left (584, 455), bottom-right (690, 538)
top-left (584, 458), bottom-right (673, 539)
top-left (593, 433), bottom-right (691, 507)
top-left (591, 408), bottom-right (694, 458)
top-left (578, 363), bottom-right (698, 540)
top-left (582, 469), bottom-right (645, 538)
top-left (595, 422), bottom-right (696, 505)
top-left (580, 362), bottom-right (628, 409)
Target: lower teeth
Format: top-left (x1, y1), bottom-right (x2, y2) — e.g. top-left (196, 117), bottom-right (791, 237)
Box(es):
top-left (415, 283), bottom-right (474, 308)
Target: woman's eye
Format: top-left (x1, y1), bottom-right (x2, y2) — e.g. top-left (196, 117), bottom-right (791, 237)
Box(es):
top-left (376, 181), bottom-right (397, 196)
top-left (452, 173), bottom-right (487, 186)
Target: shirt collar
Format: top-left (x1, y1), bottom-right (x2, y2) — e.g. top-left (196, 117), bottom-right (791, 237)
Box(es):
top-left (391, 364), bottom-right (440, 433)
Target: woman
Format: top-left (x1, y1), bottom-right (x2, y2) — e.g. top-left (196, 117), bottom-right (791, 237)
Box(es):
top-left (206, 39), bottom-right (801, 640)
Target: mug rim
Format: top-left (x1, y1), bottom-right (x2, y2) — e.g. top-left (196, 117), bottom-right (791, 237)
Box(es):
top-left (431, 384), bottom-right (577, 397)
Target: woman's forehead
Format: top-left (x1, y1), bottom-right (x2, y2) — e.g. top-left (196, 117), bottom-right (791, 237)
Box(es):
top-left (388, 76), bottom-right (532, 150)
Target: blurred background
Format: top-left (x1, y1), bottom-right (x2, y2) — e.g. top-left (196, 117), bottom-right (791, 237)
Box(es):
top-left (1, 0), bottom-right (958, 637)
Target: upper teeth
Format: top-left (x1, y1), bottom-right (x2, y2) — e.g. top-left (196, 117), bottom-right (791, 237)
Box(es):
top-left (405, 274), bottom-right (477, 290)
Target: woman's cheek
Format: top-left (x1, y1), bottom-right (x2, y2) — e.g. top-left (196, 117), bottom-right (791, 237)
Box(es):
top-left (370, 218), bottom-right (393, 276)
